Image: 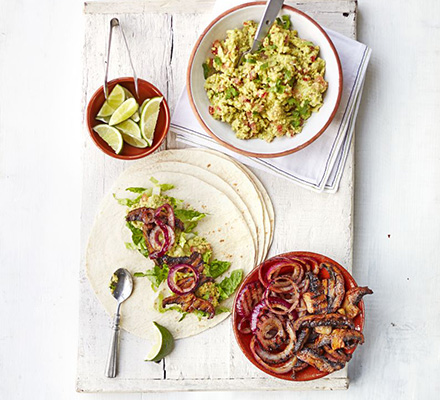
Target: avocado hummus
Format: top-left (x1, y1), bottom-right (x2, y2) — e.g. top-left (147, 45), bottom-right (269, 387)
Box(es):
top-left (203, 16), bottom-right (328, 142)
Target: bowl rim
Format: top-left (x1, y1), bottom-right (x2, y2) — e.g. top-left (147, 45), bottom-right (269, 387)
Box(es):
top-left (186, 1), bottom-right (343, 158)
top-left (86, 77), bottom-right (170, 161)
top-left (231, 251), bottom-right (366, 382)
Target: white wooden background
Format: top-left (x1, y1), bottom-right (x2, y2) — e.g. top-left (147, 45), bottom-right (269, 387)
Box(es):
top-left (77, 0), bottom-right (354, 392)
top-left (1, 0), bottom-right (440, 399)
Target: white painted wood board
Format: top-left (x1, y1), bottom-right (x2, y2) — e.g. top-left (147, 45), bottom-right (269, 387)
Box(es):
top-left (77, 0), bottom-right (356, 393)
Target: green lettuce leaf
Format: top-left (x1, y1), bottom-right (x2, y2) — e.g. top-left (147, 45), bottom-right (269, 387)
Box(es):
top-left (126, 222), bottom-right (149, 258)
top-left (206, 259), bottom-right (231, 279)
top-left (134, 264), bottom-right (169, 290)
top-left (218, 270), bottom-right (243, 301)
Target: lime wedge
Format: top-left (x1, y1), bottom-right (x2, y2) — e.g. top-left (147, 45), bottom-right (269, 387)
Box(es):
top-left (121, 132), bottom-right (149, 148)
top-left (96, 115), bottom-right (111, 124)
top-left (116, 119), bottom-right (142, 138)
top-left (109, 98), bottom-right (139, 126)
top-left (140, 98), bottom-right (151, 115)
top-left (93, 124), bottom-right (124, 154)
top-left (131, 111), bottom-right (140, 123)
top-left (140, 97), bottom-right (162, 145)
top-left (145, 322), bottom-right (174, 362)
top-left (96, 102), bottom-right (115, 118)
top-left (97, 84), bottom-right (126, 117)
top-left (107, 84), bottom-right (126, 109)
top-left (122, 87), bottom-right (134, 99)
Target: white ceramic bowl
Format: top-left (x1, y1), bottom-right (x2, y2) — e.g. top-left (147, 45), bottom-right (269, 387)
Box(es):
top-left (187, 2), bottom-right (342, 158)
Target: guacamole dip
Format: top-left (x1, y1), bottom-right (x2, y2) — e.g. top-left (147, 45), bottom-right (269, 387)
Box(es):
top-left (203, 16), bottom-right (328, 142)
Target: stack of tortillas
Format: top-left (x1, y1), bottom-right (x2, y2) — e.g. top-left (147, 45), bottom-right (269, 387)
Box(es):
top-left (86, 148), bottom-right (274, 339)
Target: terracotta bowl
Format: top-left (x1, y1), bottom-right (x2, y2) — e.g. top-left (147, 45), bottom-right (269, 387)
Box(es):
top-left (187, 2), bottom-right (342, 158)
top-left (86, 77), bottom-right (170, 160)
top-left (232, 251), bottom-right (366, 381)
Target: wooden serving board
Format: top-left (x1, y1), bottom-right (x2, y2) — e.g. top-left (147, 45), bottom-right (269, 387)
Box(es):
top-left (78, 0), bottom-right (357, 392)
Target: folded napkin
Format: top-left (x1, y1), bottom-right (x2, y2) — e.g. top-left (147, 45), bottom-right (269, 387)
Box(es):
top-left (171, 0), bottom-right (371, 192)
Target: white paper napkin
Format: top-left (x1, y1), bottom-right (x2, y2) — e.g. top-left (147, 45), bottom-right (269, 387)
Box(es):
top-left (171, 0), bottom-right (371, 192)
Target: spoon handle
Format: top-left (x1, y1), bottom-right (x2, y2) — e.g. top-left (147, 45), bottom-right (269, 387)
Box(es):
top-left (105, 311), bottom-right (121, 378)
top-left (250, 0), bottom-right (284, 53)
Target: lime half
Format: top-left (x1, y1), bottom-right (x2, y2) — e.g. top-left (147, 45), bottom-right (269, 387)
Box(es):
top-left (97, 84), bottom-right (126, 117)
top-left (93, 124), bottom-right (124, 154)
top-left (109, 98), bottom-right (139, 126)
top-left (145, 322), bottom-right (174, 362)
top-left (140, 97), bottom-right (163, 145)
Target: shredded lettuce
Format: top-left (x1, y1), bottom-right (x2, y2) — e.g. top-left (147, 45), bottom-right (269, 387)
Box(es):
top-left (215, 306), bottom-right (230, 315)
top-left (134, 264), bottom-right (169, 290)
top-left (218, 270), bottom-right (243, 301)
top-left (113, 193), bottom-right (143, 207)
top-left (149, 176), bottom-right (175, 192)
top-left (125, 187), bottom-right (153, 194)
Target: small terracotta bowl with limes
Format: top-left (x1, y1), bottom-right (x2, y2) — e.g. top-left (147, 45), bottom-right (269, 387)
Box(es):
top-left (86, 77), bottom-right (170, 160)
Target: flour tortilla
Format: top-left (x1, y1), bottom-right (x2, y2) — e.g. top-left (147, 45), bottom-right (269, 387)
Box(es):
top-left (86, 171), bottom-right (255, 340)
top-left (148, 149), bottom-right (269, 263)
top-left (123, 159), bottom-right (259, 265)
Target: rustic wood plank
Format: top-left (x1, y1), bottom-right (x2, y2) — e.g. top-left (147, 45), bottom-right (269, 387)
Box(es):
top-left (78, 0), bottom-right (357, 392)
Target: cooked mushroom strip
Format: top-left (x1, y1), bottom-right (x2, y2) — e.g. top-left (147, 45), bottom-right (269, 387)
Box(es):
top-left (342, 286), bottom-right (373, 319)
top-left (293, 313), bottom-right (355, 332)
top-left (297, 348), bottom-right (345, 373)
top-left (294, 328), bottom-right (310, 353)
top-left (330, 328), bottom-right (364, 350)
top-left (321, 263), bottom-right (345, 313)
top-left (309, 333), bottom-right (332, 349)
top-left (126, 207), bottom-right (155, 223)
top-left (302, 272), bottom-right (328, 314)
top-left (157, 252), bottom-right (203, 269)
top-left (324, 346), bottom-right (352, 363)
top-left (162, 293), bottom-right (215, 318)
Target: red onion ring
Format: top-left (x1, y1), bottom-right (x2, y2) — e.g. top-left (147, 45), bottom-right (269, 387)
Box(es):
top-left (250, 301), bottom-right (268, 333)
top-left (236, 281), bottom-right (264, 317)
top-left (255, 313), bottom-right (286, 350)
top-left (250, 336), bottom-right (295, 374)
top-left (258, 257), bottom-right (295, 287)
top-left (264, 296), bottom-right (295, 315)
top-left (167, 264), bottom-right (200, 295)
top-left (255, 321), bottom-right (295, 363)
top-left (237, 317), bottom-right (252, 334)
top-left (154, 203), bottom-right (175, 229)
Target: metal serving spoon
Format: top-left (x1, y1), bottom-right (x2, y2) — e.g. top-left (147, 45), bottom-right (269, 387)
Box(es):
top-left (237, 0), bottom-right (285, 66)
top-left (104, 18), bottom-right (139, 99)
top-left (105, 268), bottom-right (134, 378)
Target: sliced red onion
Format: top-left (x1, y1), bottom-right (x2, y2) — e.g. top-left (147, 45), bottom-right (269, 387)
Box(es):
top-left (148, 223), bottom-right (174, 259)
top-left (154, 203), bottom-right (175, 229)
top-left (295, 255), bottom-right (320, 275)
top-left (256, 313), bottom-right (286, 350)
top-left (264, 296), bottom-right (294, 315)
top-left (258, 257), bottom-right (294, 287)
top-left (236, 281), bottom-right (264, 317)
top-left (254, 321), bottom-right (295, 363)
top-left (250, 301), bottom-right (268, 333)
top-left (250, 336), bottom-right (295, 374)
top-left (167, 264), bottom-right (200, 295)
top-left (237, 317), bottom-right (252, 334)
top-left (268, 275), bottom-right (297, 294)
top-left (266, 259), bottom-right (305, 285)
